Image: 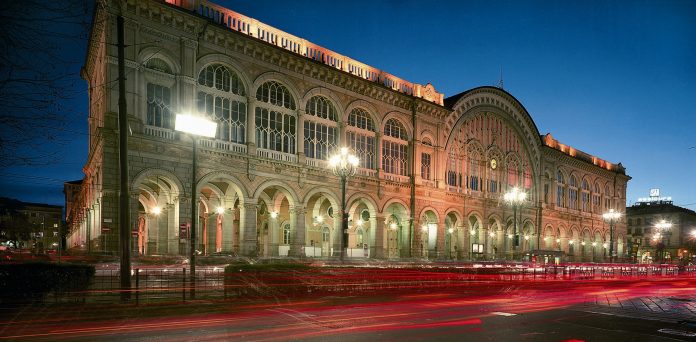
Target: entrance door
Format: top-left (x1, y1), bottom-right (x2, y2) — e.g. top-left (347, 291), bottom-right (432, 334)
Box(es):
top-left (388, 229), bottom-right (399, 258)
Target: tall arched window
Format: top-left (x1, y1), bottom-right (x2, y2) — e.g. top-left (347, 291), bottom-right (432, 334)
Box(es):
top-left (556, 171), bottom-right (566, 207)
top-left (581, 179), bottom-right (590, 212)
top-left (507, 160), bottom-right (519, 188)
top-left (147, 83), bottom-right (172, 129)
top-left (593, 183), bottom-right (601, 212)
top-left (197, 64), bottom-right (246, 143)
top-left (304, 96), bottom-right (337, 160)
top-left (569, 176), bottom-right (579, 210)
top-left (382, 118), bottom-right (408, 176)
top-left (347, 108), bottom-right (376, 169)
top-left (446, 151), bottom-right (461, 187)
top-left (488, 156), bottom-right (499, 193)
top-left (145, 58), bottom-right (173, 129)
top-left (255, 81), bottom-right (296, 154)
top-left (604, 185), bottom-right (611, 210)
top-left (468, 151), bottom-right (480, 191)
top-left (283, 223), bottom-right (291, 245)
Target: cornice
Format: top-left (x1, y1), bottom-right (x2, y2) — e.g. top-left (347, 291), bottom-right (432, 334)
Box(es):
top-left (542, 146), bottom-right (628, 180)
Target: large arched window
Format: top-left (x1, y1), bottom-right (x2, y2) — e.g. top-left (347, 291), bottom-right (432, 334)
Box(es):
top-left (556, 171), bottom-right (566, 207)
top-left (604, 185), bottom-right (611, 210)
top-left (569, 176), bottom-right (579, 210)
top-left (581, 179), bottom-right (590, 212)
top-left (347, 108), bottom-right (376, 169)
top-left (507, 160), bottom-right (519, 188)
top-left (304, 96), bottom-right (337, 160)
top-left (468, 150), bottom-right (480, 191)
top-left (593, 183), bottom-right (601, 212)
top-left (382, 118), bottom-right (408, 176)
top-left (197, 64), bottom-right (246, 143)
top-left (255, 81), bottom-right (296, 154)
top-left (146, 58), bottom-right (173, 129)
top-left (147, 83), bottom-right (172, 129)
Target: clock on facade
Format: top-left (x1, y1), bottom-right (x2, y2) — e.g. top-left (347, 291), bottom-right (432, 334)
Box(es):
top-left (490, 158), bottom-right (497, 170)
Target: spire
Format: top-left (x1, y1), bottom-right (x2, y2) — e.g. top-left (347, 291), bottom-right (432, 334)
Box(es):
top-left (497, 67), bottom-right (504, 89)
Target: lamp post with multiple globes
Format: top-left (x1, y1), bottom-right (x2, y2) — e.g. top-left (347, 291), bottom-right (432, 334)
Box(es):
top-left (504, 187), bottom-right (527, 259)
top-left (328, 147), bottom-right (359, 262)
top-left (602, 209), bottom-right (621, 263)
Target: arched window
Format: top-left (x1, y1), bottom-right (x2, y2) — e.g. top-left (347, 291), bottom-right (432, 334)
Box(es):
top-left (304, 96), bottom-right (337, 160)
top-left (197, 64), bottom-right (246, 143)
top-left (382, 118), bottom-right (408, 176)
top-left (145, 58), bottom-right (172, 74)
top-left (604, 184), bottom-right (611, 210)
top-left (283, 223), bottom-right (291, 245)
top-left (488, 157), bottom-right (499, 193)
top-left (507, 160), bottom-right (519, 188)
top-left (556, 171), bottom-right (565, 207)
top-left (569, 176), bottom-right (578, 210)
top-left (446, 150), bottom-right (461, 187)
top-left (347, 108), bottom-right (376, 169)
top-left (592, 183), bottom-right (601, 212)
top-left (146, 83), bottom-right (172, 129)
top-left (255, 81), bottom-right (296, 154)
top-left (468, 152), bottom-right (480, 191)
top-left (581, 179), bottom-right (590, 212)
top-left (322, 227), bottom-right (330, 242)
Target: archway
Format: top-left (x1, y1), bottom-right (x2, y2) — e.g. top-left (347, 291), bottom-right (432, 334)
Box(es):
top-left (133, 172), bottom-right (182, 256)
top-left (384, 202), bottom-right (408, 259)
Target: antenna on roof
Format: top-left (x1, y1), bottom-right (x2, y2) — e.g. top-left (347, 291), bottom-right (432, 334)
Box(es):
top-left (497, 67), bottom-right (504, 90)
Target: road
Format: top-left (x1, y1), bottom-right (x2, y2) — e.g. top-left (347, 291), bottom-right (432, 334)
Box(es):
top-left (1, 277), bottom-right (696, 341)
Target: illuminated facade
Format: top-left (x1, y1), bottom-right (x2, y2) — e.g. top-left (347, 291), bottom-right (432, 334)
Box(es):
top-left (627, 194), bottom-right (696, 264)
top-left (68, 0), bottom-right (630, 262)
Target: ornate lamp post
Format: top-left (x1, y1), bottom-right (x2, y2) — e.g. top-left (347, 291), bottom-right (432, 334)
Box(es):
top-left (504, 187), bottom-right (527, 259)
top-left (654, 220), bottom-right (672, 263)
top-left (175, 113), bottom-right (217, 298)
top-left (602, 209), bottom-right (621, 263)
top-left (328, 147), bottom-right (359, 262)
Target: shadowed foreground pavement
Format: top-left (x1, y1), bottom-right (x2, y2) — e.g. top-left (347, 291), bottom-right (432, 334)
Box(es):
top-left (1, 275), bottom-right (696, 341)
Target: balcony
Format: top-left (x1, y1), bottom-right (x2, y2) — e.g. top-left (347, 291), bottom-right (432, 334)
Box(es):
top-left (257, 149), bottom-right (298, 163)
top-left (198, 139), bottom-right (247, 154)
top-left (144, 125), bottom-right (175, 140)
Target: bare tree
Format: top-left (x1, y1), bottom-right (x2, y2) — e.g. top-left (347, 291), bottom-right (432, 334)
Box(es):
top-left (0, 1), bottom-right (91, 167)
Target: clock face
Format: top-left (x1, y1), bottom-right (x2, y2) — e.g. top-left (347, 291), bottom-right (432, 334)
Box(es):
top-left (490, 159), bottom-right (497, 170)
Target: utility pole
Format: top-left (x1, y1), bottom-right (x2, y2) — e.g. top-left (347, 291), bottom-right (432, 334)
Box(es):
top-left (117, 15), bottom-right (131, 301)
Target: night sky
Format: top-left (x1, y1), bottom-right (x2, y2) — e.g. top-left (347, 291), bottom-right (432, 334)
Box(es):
top-left (1, 0), bottom-right (694, 209)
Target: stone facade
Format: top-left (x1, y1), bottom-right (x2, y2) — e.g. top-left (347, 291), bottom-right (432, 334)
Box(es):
top-left (67, 0), bottom-right (630, 262)
top-left (627, 200), bottom-right (696, 264)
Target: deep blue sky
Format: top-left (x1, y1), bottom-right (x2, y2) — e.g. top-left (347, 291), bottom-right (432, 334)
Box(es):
top-left (1, 0), bottom-right (694, 209)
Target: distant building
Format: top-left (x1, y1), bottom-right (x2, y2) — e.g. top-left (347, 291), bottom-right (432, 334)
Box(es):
top-left (69, 0), bottom-right (630, 261)
top-left (627, 192), bottom-right (696, 264)
top-left (0, 197), bottom-right (63, 251)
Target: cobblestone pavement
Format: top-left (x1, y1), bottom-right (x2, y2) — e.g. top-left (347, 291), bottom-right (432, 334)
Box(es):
top-left (575, 293), bottom-right (696, 323)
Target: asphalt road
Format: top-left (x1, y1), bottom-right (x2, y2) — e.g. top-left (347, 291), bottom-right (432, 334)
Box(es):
top-left (2, 278), bottom-right (695, 341)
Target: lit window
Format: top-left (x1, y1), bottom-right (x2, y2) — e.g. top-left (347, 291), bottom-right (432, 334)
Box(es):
top-left (382, 119), bottom-right (408, 176)
top-left (421, 153), bottom-right (431, 180)
top-left (556, 171), bottom-right (565, 207)
top-left (304, 96), bottom-right (337, 160)
top-left (255, 81), bottom-right (296, 154)
top-left (283, 224), bottom-right (291, 245)
top-left (347, 108), bottom-right (376, 169)
top-left (196, 64), bottom-right (246, 143)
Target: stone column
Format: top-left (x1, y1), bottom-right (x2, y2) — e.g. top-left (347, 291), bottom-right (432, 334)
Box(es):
top-left (375, 132), bottom-right (383, 177)
top-left (239, 201), bottom-right (258, 256)
top-left (436, 219), bottom-right (446, 259)
top-left (373, 214), bottom-right (385, 259)
top-left (296, 109), bottom-right (305, 161)
top-left (222, 209), bottom-right (234, 252)
top-left (246, 96), bottom-right (257, 155)
top-left (290, 206), bottom-right (307, 257)
top-left (166, 203), bottom-right (179, 255)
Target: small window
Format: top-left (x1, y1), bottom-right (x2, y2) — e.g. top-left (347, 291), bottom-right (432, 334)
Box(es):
top-left (283, 224), bottom-right (291, 245)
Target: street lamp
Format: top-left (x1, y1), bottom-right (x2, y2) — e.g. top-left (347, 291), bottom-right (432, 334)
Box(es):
top-left (602, 209), bottom-right (621, 263)
top-left (328, 147), bottom-right (359, 262)
top-left (175, 113), bottom-right (217, 299)
top-left (654, 219), bottom-right (672, 263)
top-left (504, 187), bottom-right (527, 258)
